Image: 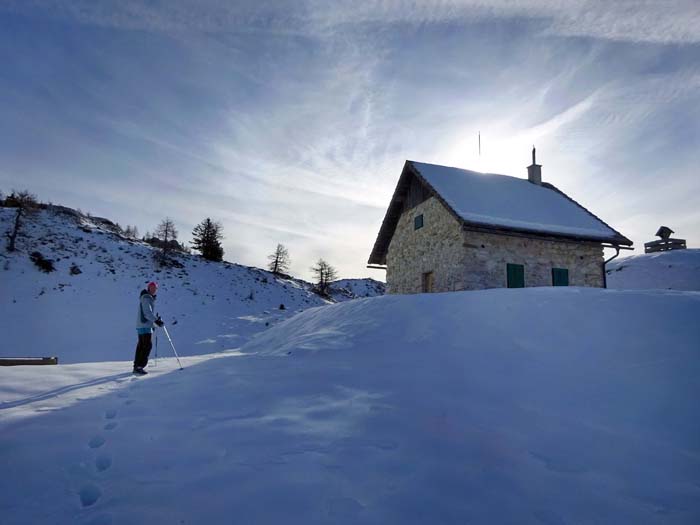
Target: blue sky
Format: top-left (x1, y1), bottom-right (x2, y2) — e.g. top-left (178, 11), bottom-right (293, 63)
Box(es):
top-left (1, 1), bottom-right (698, 280)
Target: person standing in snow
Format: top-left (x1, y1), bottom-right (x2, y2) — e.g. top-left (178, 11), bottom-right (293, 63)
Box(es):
top-left (134, 281), bottom-right (164, 375)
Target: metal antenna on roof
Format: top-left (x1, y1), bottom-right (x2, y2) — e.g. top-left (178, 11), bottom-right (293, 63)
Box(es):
top-left (478, 132), bottom-right (481, 156)
top-left (532, 145), bottom-right (536, 164)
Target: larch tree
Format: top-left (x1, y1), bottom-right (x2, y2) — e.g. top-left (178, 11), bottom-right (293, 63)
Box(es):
top-left (154, 218), bottom-right (179, 257)
top-left (5, 190), bottom-right (38, 252)
top-left (310, 258), bottom-right (338, 296)
top-left (267, 243), bottom-right (290, 275)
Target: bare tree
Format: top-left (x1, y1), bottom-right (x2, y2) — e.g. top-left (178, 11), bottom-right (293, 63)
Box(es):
top-left (191, 218), bottom-right (224, 262)
top-left (5, 190), bottom-right (38, 252)
top-left (154, 218), bottom-right (179, 258)
top-left (311, 258), bottom-right (338, 296)
top-left (268, 243), bottom-right (290, 275)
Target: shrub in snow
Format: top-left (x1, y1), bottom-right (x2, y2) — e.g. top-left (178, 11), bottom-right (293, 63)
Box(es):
top-left (69, 263), bottom-right (82, 275)
top-left (29, 251), bottom-right (55, 273)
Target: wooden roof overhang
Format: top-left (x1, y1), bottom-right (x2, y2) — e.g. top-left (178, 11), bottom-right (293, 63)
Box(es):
top-left (367, 161), bottom-right (633, 266)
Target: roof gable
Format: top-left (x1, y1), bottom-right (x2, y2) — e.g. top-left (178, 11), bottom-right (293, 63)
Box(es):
top-left (368, 160), bottom-right (632, 265)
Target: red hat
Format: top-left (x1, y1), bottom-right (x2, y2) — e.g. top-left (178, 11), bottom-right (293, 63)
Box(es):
top-left (147, 281), bottom-right (158, 290)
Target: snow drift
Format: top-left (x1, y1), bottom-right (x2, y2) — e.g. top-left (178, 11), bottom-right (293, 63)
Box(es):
top-left (2, 288), bottom-right (699, 524)
top-left (607, 249), bottom-right (700, 291)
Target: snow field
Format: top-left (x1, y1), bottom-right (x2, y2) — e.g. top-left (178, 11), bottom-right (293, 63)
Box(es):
top-left (1, 287), bottom-right (699, 524)
top-left (607, 249), bottom-right (700, 291)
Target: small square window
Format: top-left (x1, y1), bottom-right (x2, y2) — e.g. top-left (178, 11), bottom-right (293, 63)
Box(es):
top-left (414, 214), bottom-right (424, 230)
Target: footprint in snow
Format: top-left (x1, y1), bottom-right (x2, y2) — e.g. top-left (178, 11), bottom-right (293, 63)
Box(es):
top-left (88, 435), bottom-right (106, 449)
top-left (103, 422), bottom-right (118, 431)
top-left (95, 454), bottom-right (112, 472)
top-left (79, 483), bottom-right (102, 507)
top-left (105, 409), bottom-right (117, 419)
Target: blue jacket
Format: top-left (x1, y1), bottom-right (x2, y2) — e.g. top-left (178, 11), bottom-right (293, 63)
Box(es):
top-left (136, 289), bottom-right (157, 334)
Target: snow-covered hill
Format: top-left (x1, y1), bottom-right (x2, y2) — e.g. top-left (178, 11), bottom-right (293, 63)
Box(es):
top-left (0, 204), bottom-right (382, 363)
top-left (1, 288), bottom-right (698, 524)
top-left (607, 249), bottom-right (700, 291)
top-left (328, 278), bottom-right (386, 302)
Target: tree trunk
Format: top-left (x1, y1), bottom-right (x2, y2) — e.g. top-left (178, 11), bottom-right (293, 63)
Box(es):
top-left (6, 208), bottom-right (22, 252)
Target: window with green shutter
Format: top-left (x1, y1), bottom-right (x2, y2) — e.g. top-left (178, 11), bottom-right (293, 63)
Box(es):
top-left (506, 263), bottom-right (525, 288)
top-left (414, 214), bottom-right (424, 230)
top-left (552, 268), bottom-right (569, 286)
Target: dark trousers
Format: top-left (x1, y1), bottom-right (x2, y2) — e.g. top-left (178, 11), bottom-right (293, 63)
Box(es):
top-left (134, 333), bottom-right (152, 369)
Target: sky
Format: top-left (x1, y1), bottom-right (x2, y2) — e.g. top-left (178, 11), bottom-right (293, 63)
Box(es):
top-left (1, 1), bottom-right (698, 281)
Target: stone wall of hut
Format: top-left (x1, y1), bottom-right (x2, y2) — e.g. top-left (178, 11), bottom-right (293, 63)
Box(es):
top-left (386, 196), bottom-right (605, 294)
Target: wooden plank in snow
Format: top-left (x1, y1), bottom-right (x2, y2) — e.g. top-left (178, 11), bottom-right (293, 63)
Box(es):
top-left (0, 357), bottom-right (59, 366)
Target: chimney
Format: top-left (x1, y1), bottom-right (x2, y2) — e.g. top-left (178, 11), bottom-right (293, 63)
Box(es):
top-left (527, 146), bottom-right (542, 185)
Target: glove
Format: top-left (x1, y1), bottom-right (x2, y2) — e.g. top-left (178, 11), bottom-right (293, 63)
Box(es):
top-left (155, 317), bottom-right (164, 327)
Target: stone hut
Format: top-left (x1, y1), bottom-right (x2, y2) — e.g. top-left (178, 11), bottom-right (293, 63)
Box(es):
top-left (368, 155), bottom-right (633, 294)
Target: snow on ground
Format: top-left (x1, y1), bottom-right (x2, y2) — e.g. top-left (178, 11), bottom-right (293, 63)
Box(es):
top-left (0, 205), bottom-right (381, 364)
top-left (1, 288), bottom-right (699, 524)
top-left (607, 249), bottom-right (700, 291)
top-left (328, 278), bottom-right (386, 302)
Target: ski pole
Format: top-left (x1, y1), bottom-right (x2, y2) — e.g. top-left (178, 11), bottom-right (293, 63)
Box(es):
top-left (162, 325), bottom-right (184, 370)
top-left (154, 331), bottom-right (158, 367)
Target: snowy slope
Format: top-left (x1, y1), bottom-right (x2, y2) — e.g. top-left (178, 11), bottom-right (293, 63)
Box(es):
top-left (0, 205), bottom-right (379, 364)
top-left (607, 249), bottom-right (700, 291)
top-left (328, 278), bottom-right (386, 302)
top-left (1, 288), bottom-right (699, 524)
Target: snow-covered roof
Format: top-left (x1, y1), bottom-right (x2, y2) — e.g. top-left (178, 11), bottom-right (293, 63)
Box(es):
top-left (368, 160), bottom-right (632, 265)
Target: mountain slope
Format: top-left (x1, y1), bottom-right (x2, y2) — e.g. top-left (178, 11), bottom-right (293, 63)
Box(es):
top-left (328, 278), bottom-right (386, 302)
top-left (0, 204), bottom-right (381, 363)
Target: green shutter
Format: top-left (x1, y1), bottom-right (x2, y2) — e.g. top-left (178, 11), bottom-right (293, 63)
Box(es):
top-left (414, 214), bottom-right (424, 230)
top-left (552, 268), bottom-right (569, 286)
top-left (506, 263), bottom-right (525, 288)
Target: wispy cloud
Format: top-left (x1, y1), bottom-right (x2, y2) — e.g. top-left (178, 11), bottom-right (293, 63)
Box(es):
top-left (6, 1), bottom-right (700, 44)
top-left (0, 1), bottom-right (698, 278)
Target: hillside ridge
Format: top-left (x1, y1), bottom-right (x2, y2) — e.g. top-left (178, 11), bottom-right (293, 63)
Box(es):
top-left (0, 203), bottom-right (384, 363)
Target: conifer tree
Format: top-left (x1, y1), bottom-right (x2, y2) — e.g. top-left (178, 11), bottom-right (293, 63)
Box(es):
top-left (191, 218), bottom-right (224, 262)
